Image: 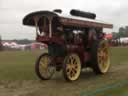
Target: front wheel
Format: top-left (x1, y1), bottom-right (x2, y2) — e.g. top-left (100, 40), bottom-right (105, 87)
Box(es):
top-left (35, 53), bottom-right (55, 80)
top-left (91, 40), bottom-right (110, 74)
top-left (63, 53), bottom-right (81, 81)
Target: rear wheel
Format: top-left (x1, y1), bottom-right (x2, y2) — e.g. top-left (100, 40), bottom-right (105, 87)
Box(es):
top-left (35, 53), bottom-right (55, 80)
top-left (63, 53), bottom-right (81, 81)
top-left (91, 40), bottom-right (110, 74)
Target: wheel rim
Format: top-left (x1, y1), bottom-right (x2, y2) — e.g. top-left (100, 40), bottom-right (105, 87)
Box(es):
top-left (97, 41), bottom-right (110, 73)
top-left (64, 54), bottom-right (81, 81)
top-left (39, 55), bottom-right (55, 79)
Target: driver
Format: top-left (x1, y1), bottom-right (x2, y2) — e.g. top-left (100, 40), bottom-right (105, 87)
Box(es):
top-left (39, 25), bottom-right (49, 36)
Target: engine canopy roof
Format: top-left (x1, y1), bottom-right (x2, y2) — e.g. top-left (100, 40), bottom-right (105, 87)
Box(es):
top-left (23, 10), bottom-right (113, 29)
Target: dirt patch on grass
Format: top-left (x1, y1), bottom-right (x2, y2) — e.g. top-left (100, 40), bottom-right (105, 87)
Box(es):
top-left (0, 63), bottom-right (128, 96)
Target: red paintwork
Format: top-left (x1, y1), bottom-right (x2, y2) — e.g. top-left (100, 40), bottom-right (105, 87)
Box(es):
top-left (36, 35), bottom-right (91, 66)
top-left (66, 41), bottom-right (91, 65)
top-left (36, 36), bottom-right (64, 45)
top-left (104, 34), bottom-right (112, 39)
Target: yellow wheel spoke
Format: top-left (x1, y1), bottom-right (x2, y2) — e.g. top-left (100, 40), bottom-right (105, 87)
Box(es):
top-left (97, 41), bottom-right (110, 73)
top-left (72, 68), bottom-right (77, 75)
top-left (70, 57), bottom-right (74, 64)
top-left (66, 64), bottom-right (71, 71)
top-left (38, 54), bottom-right (55, 79)
top-left (64, 54), bottom-right (81, 81)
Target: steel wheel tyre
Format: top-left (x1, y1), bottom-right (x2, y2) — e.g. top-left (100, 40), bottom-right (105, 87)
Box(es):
top-left (91, 40), bottom-right (110, 74)
top-left (35, 53), bottom-right (55, 80)
top-left (63, 53), bottom-right (81, 81)
top-left (98, 41), bottom-right (110, 73)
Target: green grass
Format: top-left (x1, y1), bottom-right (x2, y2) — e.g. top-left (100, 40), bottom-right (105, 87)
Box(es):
top-left (0, 47), bottom-right (128, 95)
top-left (101, 84), bottom-right (128, 96)
top-left (0, 47), bottom-right (128, 80)
top-left (0, 50), bottom-right (47, 80)
top-left (81, 47), bottom-right (128, 96)
top-left (82, 81), bottom-right (128, 96)
top-left (110, 47), bottom-right (128, 65)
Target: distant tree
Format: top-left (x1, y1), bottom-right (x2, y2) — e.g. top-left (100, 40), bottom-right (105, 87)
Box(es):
top-left (124, 26), bottom-right (128, 37)
top-left (112, 32), bottom-right (118, 39)
top-left (0, 35), bottom-right (3, 51)
top-left (12, 39), bottom-right (34, 44)
top-left (117, 26), bottom-right (128, 38)
top-left (0, 35), bottom-right (1, 42)
top-left (118, 27), bottom-right (125, 37)
top-left (119, 27), bottom-right (125, 33)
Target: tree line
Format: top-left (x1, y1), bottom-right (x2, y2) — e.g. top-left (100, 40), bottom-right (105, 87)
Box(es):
top-left (112, 26), bottom-right (128, 39)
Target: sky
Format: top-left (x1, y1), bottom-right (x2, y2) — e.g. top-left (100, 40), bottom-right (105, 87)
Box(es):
top-left (0, 0), bottom-right (127, 40)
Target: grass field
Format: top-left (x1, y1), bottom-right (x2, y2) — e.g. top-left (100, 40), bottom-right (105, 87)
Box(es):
top-left (81, 80), bottom-right (128, 96)
top-left (0, 50), bottom-right (48, 80)
top-left (0, 47), bottom-right (128, 96)
top-left (110, 47), bottom-right (128, 65)
top-left (0, 47), bottom-right (127, 80)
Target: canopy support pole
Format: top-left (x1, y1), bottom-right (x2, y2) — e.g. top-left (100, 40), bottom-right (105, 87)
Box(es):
top-left (49, 17), bottom-right (53, 38)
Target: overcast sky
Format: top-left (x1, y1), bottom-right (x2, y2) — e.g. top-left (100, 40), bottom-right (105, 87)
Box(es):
top-left (0, 0), bottom-right (127, 40)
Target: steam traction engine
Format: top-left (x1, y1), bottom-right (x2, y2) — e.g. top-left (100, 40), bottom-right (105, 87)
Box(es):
top-left (23, 9), bottom-right (113, 81)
